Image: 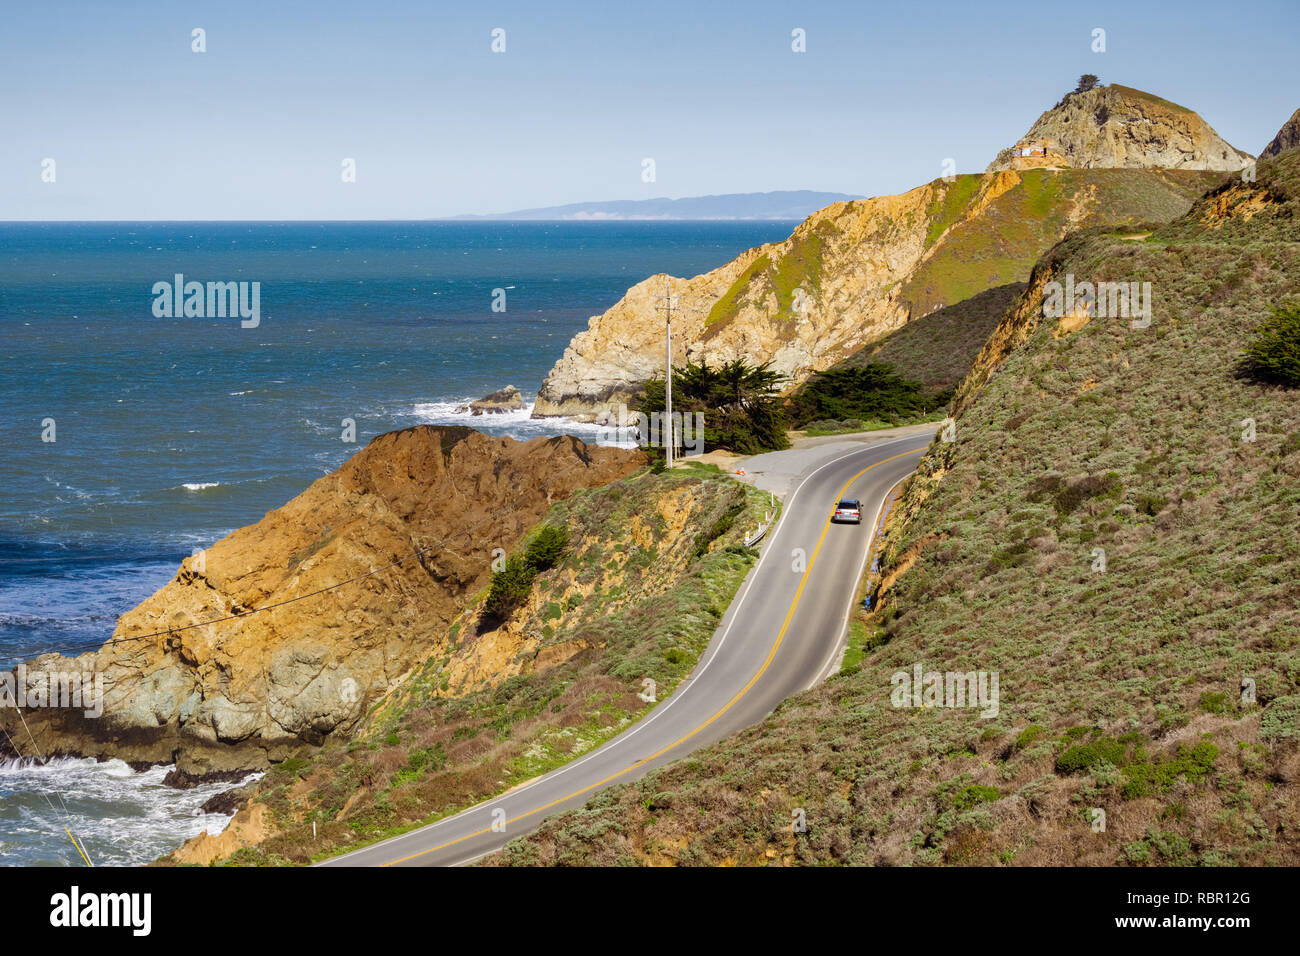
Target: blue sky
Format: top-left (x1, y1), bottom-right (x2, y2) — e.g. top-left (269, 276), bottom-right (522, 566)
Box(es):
top-left (3, 0), bottom-right (1296, 220)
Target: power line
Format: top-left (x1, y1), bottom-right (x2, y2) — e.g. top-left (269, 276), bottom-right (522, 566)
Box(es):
top-left (1, 720), bottom-right (93, 866)
top-left (0, 446), bottom-right (623, 666)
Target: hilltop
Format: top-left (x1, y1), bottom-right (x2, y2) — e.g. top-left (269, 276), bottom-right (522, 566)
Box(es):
top-left (987, 84), bottom-right (1252, 173)
top-left (492, 147), bottom-right (1300, 867)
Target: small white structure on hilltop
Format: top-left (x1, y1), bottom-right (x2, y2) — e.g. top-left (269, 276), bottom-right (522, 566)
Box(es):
top-left (1015, 139), bottom-right (1051, 158)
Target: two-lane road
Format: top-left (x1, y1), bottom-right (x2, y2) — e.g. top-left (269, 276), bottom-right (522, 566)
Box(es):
top-left (321, 432), bottom-right (931, 866)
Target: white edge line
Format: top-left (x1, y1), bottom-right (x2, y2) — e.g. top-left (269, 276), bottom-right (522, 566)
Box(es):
top-left (320, 433), bottom-right (923, 866)
top-left (807, 468), bottom-right (916, 689)
top-left (441, 450), bottom-right (924, 870)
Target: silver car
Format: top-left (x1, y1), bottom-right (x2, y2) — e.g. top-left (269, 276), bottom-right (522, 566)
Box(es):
top-left (832, 498), bottom-right (862, 524)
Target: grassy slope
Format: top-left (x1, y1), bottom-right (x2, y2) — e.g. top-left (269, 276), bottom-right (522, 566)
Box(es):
top-left (704, 170), bottom-right (1212, 343)
top-left (782, 286), bottom-right (1022, 434)
top-left (490, 153), bottom-right (1300, 867)
top-left (820, 282), bottom-right (1026, 398)
top-left (899, 168), bottom-right (1218, 319)
top-left (168, 463), bottom-right (774, 865)
top-left (781, 171), bottom-right (1213, 435)
top-left (1106, 84), bottom-right (1196, 115)
top-left (705, 219), bottom-right (840, 329)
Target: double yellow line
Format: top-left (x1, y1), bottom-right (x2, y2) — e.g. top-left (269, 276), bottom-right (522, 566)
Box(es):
top-left (66, 827), bottom-right (92, 866)
top-left (381, 448), bottom-right (915, 866)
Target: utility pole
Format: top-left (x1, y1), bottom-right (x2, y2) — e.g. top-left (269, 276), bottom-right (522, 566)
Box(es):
top-left (655, 277), bottom-right (677, 469)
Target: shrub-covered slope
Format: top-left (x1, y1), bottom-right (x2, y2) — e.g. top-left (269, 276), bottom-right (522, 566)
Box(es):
top-left (164, 462), bottom-right (774, 864)
top-left (783, 282), bottom-right (1025, 433)
top-left (843, 283), bottom-right (1026, 398)
top-left (491, 151), bottom-right (1300, 867)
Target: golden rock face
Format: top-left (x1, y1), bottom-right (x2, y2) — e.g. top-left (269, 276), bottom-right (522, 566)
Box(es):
top-left (2, 426), bottom-right (641, 775)
top-left (986, 85), bottom-right (1252, 174)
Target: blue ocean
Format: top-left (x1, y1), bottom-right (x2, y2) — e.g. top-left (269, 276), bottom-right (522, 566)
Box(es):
top-left (0, 220), bottom-right (793, 865)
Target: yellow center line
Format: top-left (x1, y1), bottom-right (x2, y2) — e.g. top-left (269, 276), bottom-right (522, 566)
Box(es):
top-left (381, 447), bottom-right (917, 866)
top-left (66, 827), bottom-right (91, 867)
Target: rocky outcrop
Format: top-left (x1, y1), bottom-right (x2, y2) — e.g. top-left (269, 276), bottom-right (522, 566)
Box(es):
top-left (533, 246), bottom-right (770, 420)
top-left (1260, 107), bottom-right (1300, 159)
top-left (986, 84), bottom-right (1251, 173)
top-left (456, 385), bottom-right (524, 415)
top-left (170, 802), bottom-right (272, 866)
top-left (0, 427), bottom-right (641, 776)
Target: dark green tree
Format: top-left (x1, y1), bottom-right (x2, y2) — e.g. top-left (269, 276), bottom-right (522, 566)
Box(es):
top-left (481, 524), bottom-right (570, 629)
top-left (786, 363), bottom-right (943, 427)
top-left (636, 359), bottom-right (789, 455)
top-left (523, 524), bottom-right (569, 570)
top-left (1241, 301), bottom-right (1300, 387)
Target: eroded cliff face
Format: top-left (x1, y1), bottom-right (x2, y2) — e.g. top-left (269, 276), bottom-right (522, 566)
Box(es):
top-left (533, 184), bottom-right (971, 421)
top-left (535, 161), bottom-right (1215, 422)
top-left (986, 85), bottom-right (1252, 173)
top-left (1, 427), bottom-right (641, 775)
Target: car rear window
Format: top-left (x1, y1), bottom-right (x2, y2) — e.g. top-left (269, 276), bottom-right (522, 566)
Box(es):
top-left (837, 500), bottom-right (860, 509)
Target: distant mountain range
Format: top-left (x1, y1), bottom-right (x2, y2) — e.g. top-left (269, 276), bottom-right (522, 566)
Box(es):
top-left (447, 190), bottom-right (863, 221)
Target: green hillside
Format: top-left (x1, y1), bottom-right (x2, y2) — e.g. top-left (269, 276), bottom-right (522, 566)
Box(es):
top-left (492, 152), bottom-right (1300, 867)
top-left (701, 168), bottom-right (1215, 349)
top-left (899, 168), bottom-right (1219, 319)
top-left (855, 283), bottom-right (1025, 396)
top-left (780, 168), bottom-right (1219, 435)
top-left (785, 282), bottom-right (1025, 433)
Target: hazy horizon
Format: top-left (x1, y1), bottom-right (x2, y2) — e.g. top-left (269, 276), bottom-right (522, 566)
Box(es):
top-left (0, 188), bottom-right (857, 223)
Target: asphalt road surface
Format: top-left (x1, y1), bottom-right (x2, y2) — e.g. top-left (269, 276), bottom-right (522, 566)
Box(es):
top-left (320, 431), bottom-right (931, 867)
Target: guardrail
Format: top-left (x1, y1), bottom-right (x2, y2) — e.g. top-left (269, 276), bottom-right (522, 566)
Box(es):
top-left (744, 491), bottom-right (780, 547)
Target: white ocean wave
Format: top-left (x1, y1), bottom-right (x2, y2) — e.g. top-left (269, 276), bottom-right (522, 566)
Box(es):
top-left (0, 757), bottom-right (262, 866)
top-left (409, 399), bottom-right (638, 448)
top-left (180, 482), bottom-right (220, 492)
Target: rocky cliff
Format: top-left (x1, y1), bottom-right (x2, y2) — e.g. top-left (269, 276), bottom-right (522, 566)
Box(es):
top-left (533, 191), bottom-right (924, 419)
top-left (1, 427), bottom-right (641, 776)
top-left (162, 463), bottom-right (773, 864)
top-left (1260, 107), bottom-right (1300, 159)
top-left (534, 163), bottom-right (1216, 421)
top-left (986, 84), bottom-right (1252, 173)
